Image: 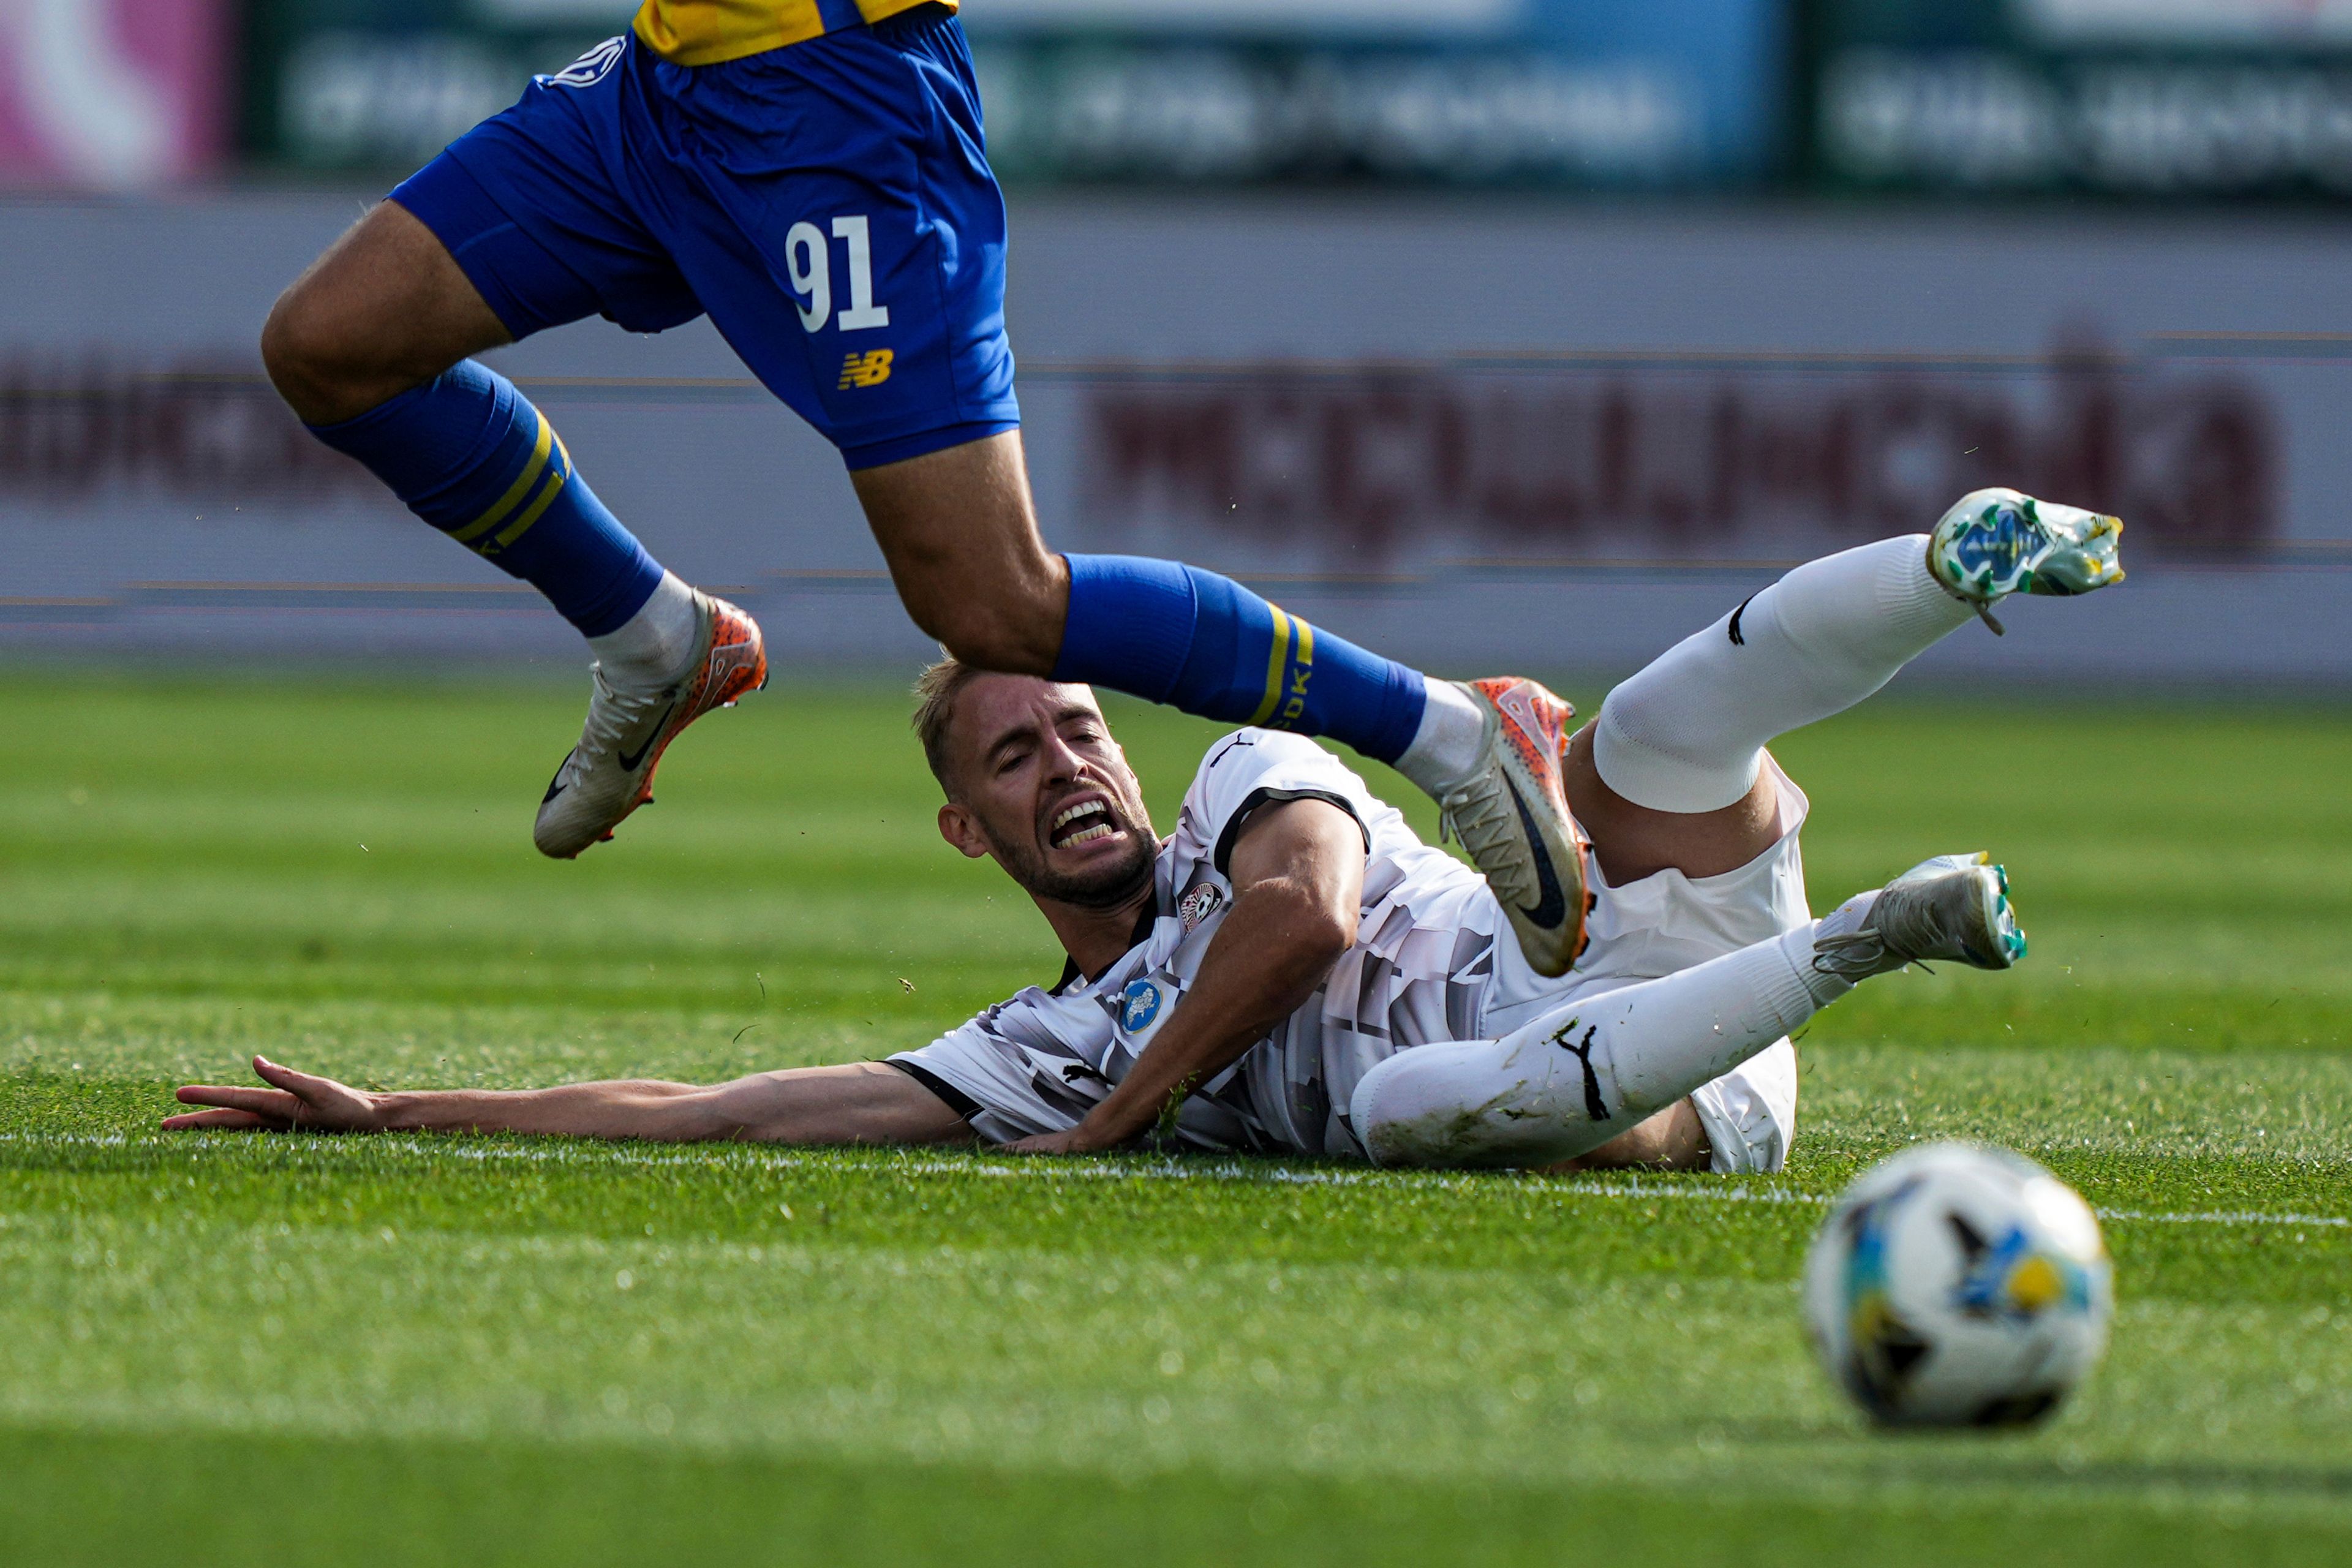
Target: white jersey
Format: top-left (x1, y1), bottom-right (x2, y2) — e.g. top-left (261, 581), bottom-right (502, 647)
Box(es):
top-left (893, 729), bottom-right (1800, 1171)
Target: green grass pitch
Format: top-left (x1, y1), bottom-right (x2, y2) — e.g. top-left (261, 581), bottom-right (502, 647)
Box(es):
top-left (2, 671), bottom-right (2348, 1566)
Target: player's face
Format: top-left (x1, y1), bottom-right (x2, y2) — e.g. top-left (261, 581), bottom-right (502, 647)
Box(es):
top-left (941, 676), bottom-right (1156, 910)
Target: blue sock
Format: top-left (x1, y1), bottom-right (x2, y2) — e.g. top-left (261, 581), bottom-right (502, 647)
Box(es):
top-left (1052, 554), bottom-right (1427, 764)
top-left (307, 361), bottom-right (663, 637)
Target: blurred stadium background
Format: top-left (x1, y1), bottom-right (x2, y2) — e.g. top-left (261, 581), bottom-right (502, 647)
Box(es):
top-left (5, 0), bottom-right (2350, 682)
top-left (8, 8), bottom-right (2352, 1565)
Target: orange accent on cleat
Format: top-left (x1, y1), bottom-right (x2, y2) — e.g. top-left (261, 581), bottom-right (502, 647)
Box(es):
top-left (533, 590), bottom-right (768, 859)
top-left (1469, 676), bottom-right (1574, 782)
top-left (620, 596), bottom-right (766, 819)
top-left (1444, 677), bottom-right (1593, 975)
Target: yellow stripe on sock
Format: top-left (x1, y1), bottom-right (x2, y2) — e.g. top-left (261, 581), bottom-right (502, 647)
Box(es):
top-left (1248, 606), bottom-right (1293, 726)
top-left (447, 412), bottom-right (554, 545)
top-left (1293, 619), bottom-right (1314, 671)
top-left (490, 466), bottom-right (568, 551)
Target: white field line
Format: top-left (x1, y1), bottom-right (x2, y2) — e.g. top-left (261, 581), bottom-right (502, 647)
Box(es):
top-left (2098, 1207), bottom-right (2348, 1229)
top-left (4, 1131), bottom-right (2346, 1232)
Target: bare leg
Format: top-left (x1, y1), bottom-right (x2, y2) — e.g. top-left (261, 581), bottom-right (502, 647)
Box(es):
top-left (261, 202), bottom-right (511, 425)
top-left (850, 430), bottom-right (1070, 674)
top-left (1564, 724), bottom-right (1782, 887)
top-left (1553, 1099), bottom-right (1711, 1173)
top-left (261, 202), bottom-right (749, 862)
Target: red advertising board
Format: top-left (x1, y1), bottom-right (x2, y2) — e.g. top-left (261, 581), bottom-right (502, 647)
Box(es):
top-left (0, 0), bottom-right (227, 188)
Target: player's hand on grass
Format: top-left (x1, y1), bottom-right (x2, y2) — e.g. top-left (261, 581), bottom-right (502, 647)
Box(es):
top-left (163, 1055), bottom-right (388, 1133)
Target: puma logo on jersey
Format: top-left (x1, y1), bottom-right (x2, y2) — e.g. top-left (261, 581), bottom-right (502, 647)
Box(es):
top-left (838, 349), bottom-right (894, 389)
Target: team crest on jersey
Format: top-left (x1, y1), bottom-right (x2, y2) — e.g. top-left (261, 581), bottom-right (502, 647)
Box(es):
top-left (1120, 978), bottom-right (1164, 1033)
top-left (1178, 883), bottom-right (1226, 932)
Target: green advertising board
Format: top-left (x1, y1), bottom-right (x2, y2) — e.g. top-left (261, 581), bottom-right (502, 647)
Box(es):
top-left (1811, 0), bottom-right (2352, 194)
top-left (242, 0), bottom-right (1787, 187)
top-left (243, 1), bottom-right (614, 173)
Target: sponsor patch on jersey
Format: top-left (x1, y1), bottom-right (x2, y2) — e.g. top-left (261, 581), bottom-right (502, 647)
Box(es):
top-left (1178, 882), bottom-right (1226, 932)
top-left (1120, 977), bottom-right (1164, 1033)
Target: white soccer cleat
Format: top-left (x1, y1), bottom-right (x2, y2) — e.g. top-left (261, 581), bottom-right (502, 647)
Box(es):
top-left (532, 589), bottom-right (767, 859)
top-left (1812, 853), bottom-right (2027, 983)
top-left (1928, 488), bottom-right (2125, 633)
top-left (1430, 677), bottom-right (1590, 978)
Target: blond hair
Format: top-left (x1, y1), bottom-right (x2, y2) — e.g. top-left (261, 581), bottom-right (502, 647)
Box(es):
top-left (911, 655), bottom-right (986, 797)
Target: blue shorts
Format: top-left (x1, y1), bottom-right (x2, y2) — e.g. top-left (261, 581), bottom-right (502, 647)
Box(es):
top-left (391, 6), bottom-right (1017, 470)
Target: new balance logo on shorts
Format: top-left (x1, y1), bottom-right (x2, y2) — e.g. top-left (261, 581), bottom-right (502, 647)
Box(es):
top-left (838, 349), bottom-right (894, 389)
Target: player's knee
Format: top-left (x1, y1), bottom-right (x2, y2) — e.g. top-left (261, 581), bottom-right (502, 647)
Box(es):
top-left (1569, 1102), bottom-right (1710, 1172)
top-left (260, 287), bottom-right (360, 418)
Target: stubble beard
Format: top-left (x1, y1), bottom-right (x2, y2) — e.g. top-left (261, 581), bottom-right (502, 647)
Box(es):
top-left (989, 814), bottom-right (1156, 911)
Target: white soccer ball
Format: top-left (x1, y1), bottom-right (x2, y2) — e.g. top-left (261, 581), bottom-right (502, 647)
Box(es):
top-left (1803, 1141), bottom-right (2112, 1428)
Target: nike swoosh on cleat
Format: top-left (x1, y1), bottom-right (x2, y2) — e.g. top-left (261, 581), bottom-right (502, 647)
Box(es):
top-left (540, 755), bottom-right (576, 805)
top-left (616, 704), bottom-right (675, 772)
top-left (1501, 776), bottom-right (1568, 932)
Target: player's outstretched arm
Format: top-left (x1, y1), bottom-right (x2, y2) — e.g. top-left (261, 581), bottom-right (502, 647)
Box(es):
top-left (1002, 797), bottom-right (1366, 1155)
top-left (164, 1056), bottom-right (971, 1145)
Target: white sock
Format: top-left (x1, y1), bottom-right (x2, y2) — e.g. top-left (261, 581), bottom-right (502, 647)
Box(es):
top-left (1593, 535), bottom-right (1973, 814)
top-left (587, 571), bottom-right (700, 687)
top-left (1392, 678), bottom-right (1489, 793)
top-left (1351, 920), bottom-right (1849, 1169)
top-left (1812, 888), bottom-right (1880, 956)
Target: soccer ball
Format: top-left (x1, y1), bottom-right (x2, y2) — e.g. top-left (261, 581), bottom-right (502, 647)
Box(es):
top-left (1803, 1142), bottom-right (2112, 1428)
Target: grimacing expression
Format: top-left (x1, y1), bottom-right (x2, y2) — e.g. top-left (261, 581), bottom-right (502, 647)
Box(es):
top-left (943, 676), bottom-right (1156, 910)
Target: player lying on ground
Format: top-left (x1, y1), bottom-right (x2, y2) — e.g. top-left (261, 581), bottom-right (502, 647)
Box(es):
top-left (167, 496), bottom-right (2122, 1170)
top-left (260, 0), bottom-right (1585, 976)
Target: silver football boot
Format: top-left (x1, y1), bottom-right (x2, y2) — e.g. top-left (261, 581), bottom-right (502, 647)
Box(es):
top-left (1928, 488), bottom-right (2125, 634)
top-left (1812, 853), bottom-right (2027, 982)
top-left (1431, 677), bottom-right (1590, 978)
top-left (532, 589), bottom-right (767, 859)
